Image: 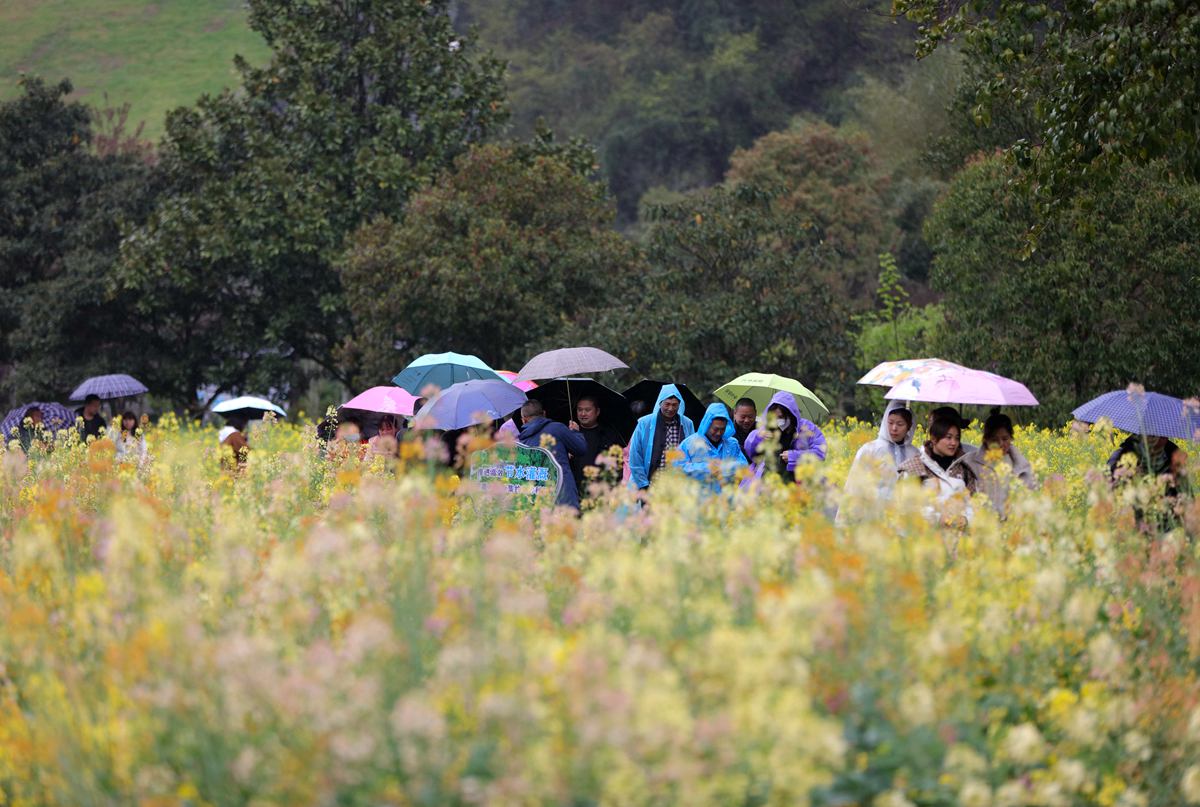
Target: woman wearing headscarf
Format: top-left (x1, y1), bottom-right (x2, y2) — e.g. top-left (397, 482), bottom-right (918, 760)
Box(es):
top-left (836, 401), bottom-right (919, 524)
top-left (743, 391), bottom-right (826, 483)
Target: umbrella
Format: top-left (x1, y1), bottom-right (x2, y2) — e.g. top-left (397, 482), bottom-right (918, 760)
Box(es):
top-left (528, 378), bottom-right (636, 442)
top-left (515, 347), bottom-right (627, 381)
top-left (622, 379), bottom-right (705, 431)
top-left (412, 380), bottom-right (528, 431)
top-left (392, 352), bottom-right (502, 394)
top-left (211, 396), bottom-right (287, 420)
top-left (496, 370), bottom-right (539, 393)
top-left (1073, 389), bottom-right (1200, 442)
top-left (714, 372), bottom-right (829, 423)
top-left (70, 373), bottom-right (148, 401)
top-left (884, 367), bottom-right (1038, 406)
top-left (342, 386), bottom-right (420, 417)
top-left (857, 358), bottom-right (966, 387)
top-left (2, 402), bottom-right (77, 437)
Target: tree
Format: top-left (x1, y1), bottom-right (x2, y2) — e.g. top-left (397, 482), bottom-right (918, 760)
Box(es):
top-left (897, 0), bottom-right (1200, 203)
top-left (117, 0), bottom-right (507, 409)
top-left (0, 77), bottom-right (157, 405)
top-left (339, 137), bottom-right (641, 386)
top-left (726, 122), bottom-right (892, 306)
top-left (925, 155), bottom-right (1200, 422)
top-left (572, 183), bottom-right (854, 404)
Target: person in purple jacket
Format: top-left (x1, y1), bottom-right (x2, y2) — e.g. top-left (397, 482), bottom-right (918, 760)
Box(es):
top-left (742, 391), bottom-right (827, 483)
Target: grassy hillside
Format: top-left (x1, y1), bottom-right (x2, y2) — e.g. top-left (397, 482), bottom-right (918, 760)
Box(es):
top-left (0, 0), bottom-right (267, 140)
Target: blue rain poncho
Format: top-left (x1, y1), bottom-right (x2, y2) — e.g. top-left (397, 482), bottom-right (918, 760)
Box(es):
top-left (627, 384), bottom-right (695, 489)
top-left (675, 402), bottom-right (748, 492)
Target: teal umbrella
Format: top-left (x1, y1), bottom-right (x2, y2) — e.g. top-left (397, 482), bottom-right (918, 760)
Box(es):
top-left (392, 352), bottom-right (502, 395)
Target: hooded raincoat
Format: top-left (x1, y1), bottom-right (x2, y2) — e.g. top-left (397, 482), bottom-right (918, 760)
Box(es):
top-left (518, 416), bottom-right (588, 510)
top-left (743, 391), bottom-right (827, 482)
top-left (675, 403), bottom-right (748, 492)
top-left (836, 400), bottom-right (921, 524)
top-left (627, 384), bottom-right (695, 490)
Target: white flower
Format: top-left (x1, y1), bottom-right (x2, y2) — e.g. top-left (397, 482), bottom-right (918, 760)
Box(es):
top-left (898, 683), bottom-right (936, 727)
top-left (1032, 567), bottom-right (1066, 610)
top-left (1053, 758), bottom-right (1088, 792)
top-left (1087, 632), bottom-right (1123, 679)
top-left (1121, 730), bottom-right (1151, 762)
top-left (1063, 590), bottom-right (1099, 631)
top-left (1188, 706), bottom-right (1200, 743)
top-left (959, 779), bottom-right (993, 807)
top-left (1002, 722), bottom-right (1046, 766)
top-left (995, 779), bottom-right (1028, 807)
top-left (1116, 787), bottom-right (1148, 807)
top-left (873, 790), bottom-right (916, 807)
top-left (944, 744), bottom-right (988, 775)
top-left (1182, 765), bottom-right (1200, 804)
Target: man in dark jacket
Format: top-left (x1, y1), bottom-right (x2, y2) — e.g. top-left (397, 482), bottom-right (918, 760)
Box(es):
top-left (76, 394), bottom-right (107, 443)
top-left (518, 399), bottom-right (588, 510)
top-left (731, 398), bottom-right (757, 459)
top-left (569, 396), bottom-right (625, 496)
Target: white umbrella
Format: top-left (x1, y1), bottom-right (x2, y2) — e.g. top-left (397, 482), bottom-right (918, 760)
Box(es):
top-left (211, 395), bottom-right (287, 419)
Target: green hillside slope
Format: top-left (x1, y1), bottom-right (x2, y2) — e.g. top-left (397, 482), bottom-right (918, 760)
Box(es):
top-left (1, 0), bottom-right (267, 140)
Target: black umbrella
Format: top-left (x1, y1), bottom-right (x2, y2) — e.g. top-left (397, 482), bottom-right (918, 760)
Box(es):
top-left (527, 378), bottom-right (636, 442)
top-left (622, 380), bottom-right (706, 431)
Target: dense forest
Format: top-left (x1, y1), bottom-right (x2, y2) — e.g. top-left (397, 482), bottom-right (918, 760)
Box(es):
top-left (2, 0), bottom-right (1198, 423)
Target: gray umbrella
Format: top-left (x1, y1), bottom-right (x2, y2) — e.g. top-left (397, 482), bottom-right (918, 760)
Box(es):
top-left (515, 347), bottom-right (628, 381)
top-left (70, 374), bottom-right (148, 401)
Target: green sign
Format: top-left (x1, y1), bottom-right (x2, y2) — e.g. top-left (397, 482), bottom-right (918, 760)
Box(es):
top-left (467, 443), bottom-right (563, 511)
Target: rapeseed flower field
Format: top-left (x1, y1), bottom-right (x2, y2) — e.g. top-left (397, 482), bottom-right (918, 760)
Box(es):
top-left (1, 418), bottom-right (1197, 806)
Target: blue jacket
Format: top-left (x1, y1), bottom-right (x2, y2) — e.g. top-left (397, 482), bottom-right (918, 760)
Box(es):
top-left (627, 384), bottom-right (696, 490)
top-left (519, 416), bottom-right (588, 509)
top-left (675, 402), bottom-right (748, 492)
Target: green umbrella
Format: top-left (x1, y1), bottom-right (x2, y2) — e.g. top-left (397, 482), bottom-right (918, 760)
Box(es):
top-left (714, 372), bottom-right (829, 423)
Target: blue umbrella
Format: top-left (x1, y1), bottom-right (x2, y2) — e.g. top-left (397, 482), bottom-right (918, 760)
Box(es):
top-left (392, 352), bottom-right (502, 395)
top-left (70, 374), bottom-right (148, 401)
top-left (1073, 389), bottom-right (1200, 442)
top-left (412, 380), bottom-right (527, 431)
top-left (2, 402), bottom-right (77, 437)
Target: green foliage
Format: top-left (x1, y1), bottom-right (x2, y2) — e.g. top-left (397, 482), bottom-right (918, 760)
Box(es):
top-left (725, 121), bottom-right (892, 306)
top-left (0, 77), bottom-right (157, 406)
top-left (854, 303), bottom-right (944, 415)
top-left (572, 183), bottom-right (854, 404)
top-left (117, 0), bottom-right (507, 409)
top-left (463, 0), bottom-right (914, 219)
top-left (925, 155), bottom-right (1200, 423)
top-left (339, 140), bottom-right (639, 385)
top-left (897, 0), bottom-right (1200, 204)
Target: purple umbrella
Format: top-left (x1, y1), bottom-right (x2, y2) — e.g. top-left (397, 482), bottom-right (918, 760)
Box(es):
top-left (70, 374), bottom-right (148, 401)
top-left (412, 380), bottom-right (528, 431)
top-left (515, 347), bottom-right (628, 381)
top-left (1073, 389), bottom-right (1200, 442)
top-left (2, 402), bottom-right (78, 437)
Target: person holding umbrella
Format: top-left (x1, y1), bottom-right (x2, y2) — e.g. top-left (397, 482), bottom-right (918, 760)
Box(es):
top-left (627, 384), bottom-right (695, 491)
top-left (836, 402), bottom-right (919, 524)
top-left (569, 396), bottom-right (625, 496)
top-left (898, 415), bottom-right (977, 526)
top-left (76, 394), bottom-right (108, 444)
top-left (219, 417), bottom-right (250, 472)
top-left (744, 392), bottom-right (827, 483)
top-left (518, 399), bottom-right (588, 510)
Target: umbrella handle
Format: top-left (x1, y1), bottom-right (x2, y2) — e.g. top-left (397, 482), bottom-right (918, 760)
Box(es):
top-left (567, 379), bottom-right (573, 426)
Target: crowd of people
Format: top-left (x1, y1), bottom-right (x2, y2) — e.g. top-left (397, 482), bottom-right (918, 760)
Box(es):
top-left (9, 385), bottom-right (1193, 527)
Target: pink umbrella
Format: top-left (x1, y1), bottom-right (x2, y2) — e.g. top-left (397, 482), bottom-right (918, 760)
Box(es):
top-left (857, 358), bottom-right (967, 387)
top-left (497, 370), bottom-right (538, 393)
top-left (343, 386), bottom-right (420, 416)
top-left (884, 367), bottom-right (1038, 406)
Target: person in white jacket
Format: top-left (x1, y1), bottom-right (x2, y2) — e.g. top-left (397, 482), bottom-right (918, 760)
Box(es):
top-left (898, 416), bottom-right (977, 527)
top-left (110, 411), bottom-right (148, 463)
top-left (837, 401), bottom-right (920, 524)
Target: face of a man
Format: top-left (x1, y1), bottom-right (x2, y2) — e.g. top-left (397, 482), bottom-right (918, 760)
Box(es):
top-left (706, 417), bottom-right (727, 444)
top-left (733, 404), bottom-right (756, 433)
top-left (886, 413), bottom-right (910, 443)
top-left (659, 397), bottom-right (680, 420)
top-left (576, 399), bottom-right (600, 429)
top-left (85, 400), bottom-right (100, 417)
top-left (29, 411), bottom-right (43, 426)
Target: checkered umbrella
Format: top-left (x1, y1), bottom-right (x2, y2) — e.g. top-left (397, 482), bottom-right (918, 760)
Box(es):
top-left (2, 402), bottom-right (77, 437)
top-left (69, 374), bottom-right (148, 401)
top-left (1073, 389), bottom-right (1200, 442)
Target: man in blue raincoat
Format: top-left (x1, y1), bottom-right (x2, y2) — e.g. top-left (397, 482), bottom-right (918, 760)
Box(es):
top-left (518, 399), bottom-right (588, 509)
top-left (627, 384), bottom-right (695, 490)
top-left (675, 402), bottom-right (748, 492)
